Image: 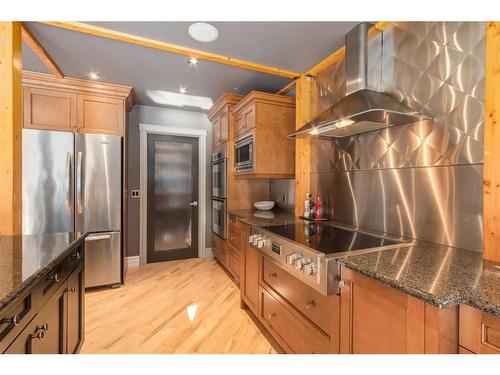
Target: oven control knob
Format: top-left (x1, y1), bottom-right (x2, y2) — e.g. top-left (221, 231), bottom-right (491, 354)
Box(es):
top-left (303, 263), bottom-right (317, 276)
top-left (257, 239), bottom-right (264, 249)
top-left (286, 253), bottom-right (299, 265)
top-left (294, 257), bottom-right (306, 270)
top-left (252, 236), bottom-right (260, 246)
top-left (248, 235), bottom-right (255, 243)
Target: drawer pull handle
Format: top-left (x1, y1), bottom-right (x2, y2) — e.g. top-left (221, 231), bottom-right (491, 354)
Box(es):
top-left (305, 300), bottom-right (315, 309)
top-left (73, 251), bottom-right (81, 259)
top-left (50, 273), bottom-right (60, 283)
top-left (1, 314), bottom-right (19, 326)
top-left (65, 287), bottom-right (77, 294)
top-left (268, 312), bottom-right (276, 319)
top-left (31, 324), bottom-right (49, 341)
top-left (268, 273), bottom-right (277, 279)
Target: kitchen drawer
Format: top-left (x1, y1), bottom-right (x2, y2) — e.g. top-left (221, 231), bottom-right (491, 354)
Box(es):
top-left (460, 304), bottom-right (500, 354)
top-left (260, 288), bottom-right (330, 354)
top-left (212, 234), bottom-right (227, 266)
top-left (0, 293), bottom-right (36, 353)
top-left (228, 214), bottom-right (241, 229)
top-left (228, 247), bottom-right (241, 281)
top-left (64, 244), bottom-right (84, 275)
top-left (262, 256), bottom-right (333, 336)
top-left (228, 226), bottom-right (242, 252)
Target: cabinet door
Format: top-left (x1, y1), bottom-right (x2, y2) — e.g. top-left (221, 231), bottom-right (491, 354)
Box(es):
top-left (242, 106), bottom-right (255, 134)
top-left (219, 110), bottom-right (229, 144)
top-left (212, 117), bottom-right (221, 148)
top-left (339, 267), bottom-right (425, 354)
top-left (66, 264), bottom-right (84, 354)
top-left (5, 283), bottom-right (67, 354)
top-left (460, 304), bottom-right (500, 354)
top-left (77, 94), bottom-right (124, 136)
top-left (241, 224), bottom-right (259, 314)
top-left (23, 87), bottom-right (77, 132)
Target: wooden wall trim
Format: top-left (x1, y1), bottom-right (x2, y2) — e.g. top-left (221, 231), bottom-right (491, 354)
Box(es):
top-left (294, 75), bottom-right (313, 215)
top-left (39, 22), bottom-right (300, 79)
top-left (484, 22), bottom-right (500, 262)
top-left (21, 23), bottom-right (63, 78)
top-left (0, 22), bottom-right (23, 235)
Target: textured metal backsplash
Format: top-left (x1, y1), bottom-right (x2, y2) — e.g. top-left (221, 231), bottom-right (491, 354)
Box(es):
top-left (313, 22), bottom-right (485, 171)
top-left (310, 22), bottom-right (485, 250)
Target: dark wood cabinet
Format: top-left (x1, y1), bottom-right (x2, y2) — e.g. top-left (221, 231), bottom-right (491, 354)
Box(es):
top-left (2, 243), bottom-right (85, 354)
top-left (66, 264), bottom-right (84, 354)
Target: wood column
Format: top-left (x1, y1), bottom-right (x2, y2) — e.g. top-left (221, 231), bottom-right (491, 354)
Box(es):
top-left (0, 22), bottom-right (23, 235)
top-left (484, 22), bottom-right (500, 262)
top-left (294, 75), bottom-right (313, 215)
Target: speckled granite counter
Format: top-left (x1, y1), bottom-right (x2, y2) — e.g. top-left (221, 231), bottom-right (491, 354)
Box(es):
top-left (226, 208), bottom-right (298, 227)
top-left (227, 210), bottom-right (500, 317)
top-left (0, 232), bottom-right (86, 314)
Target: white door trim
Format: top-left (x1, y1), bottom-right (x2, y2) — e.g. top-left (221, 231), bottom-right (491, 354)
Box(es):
top-left (139, 123), bottom-right (208, 266)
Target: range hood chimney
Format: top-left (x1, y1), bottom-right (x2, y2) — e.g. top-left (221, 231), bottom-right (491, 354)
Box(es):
top-left (290, 23), bottom-right (431, 139)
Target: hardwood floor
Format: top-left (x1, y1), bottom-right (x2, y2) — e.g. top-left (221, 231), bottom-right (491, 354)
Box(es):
top-left (80, 258), bottom-right (277, 354)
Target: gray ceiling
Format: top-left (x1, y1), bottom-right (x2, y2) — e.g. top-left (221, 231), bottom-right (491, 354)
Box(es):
top-left (22, 22), bottom-right (360, 112)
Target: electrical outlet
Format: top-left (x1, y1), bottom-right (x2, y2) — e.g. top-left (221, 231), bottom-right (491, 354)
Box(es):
top-left (131, 190), bottom-right (140, 198)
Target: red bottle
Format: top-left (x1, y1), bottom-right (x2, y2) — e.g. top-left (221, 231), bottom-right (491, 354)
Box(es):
top-left (314, 195), bottom-right (322, 220)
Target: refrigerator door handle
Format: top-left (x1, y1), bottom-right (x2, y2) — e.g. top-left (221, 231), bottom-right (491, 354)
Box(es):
top-left (65, 152), bottom-right (72, 211)
top-left (76, 151), bottom-right (83, 214)
top-left (85, 234), bottom-right (112, 242)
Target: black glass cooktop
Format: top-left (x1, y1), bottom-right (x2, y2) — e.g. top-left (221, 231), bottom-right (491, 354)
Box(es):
top-left (262, 222), bottom-right (399, 254)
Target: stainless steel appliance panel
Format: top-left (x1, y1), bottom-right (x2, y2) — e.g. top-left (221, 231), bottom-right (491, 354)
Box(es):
top-left (75, 133), bottom-right (122, 233)
top-left (84, 232), bottom-right (121, 288)
top-left (311, 164), bottom-right (483, 251)
top-left (234, 133), bottom-right (254, 172)
top-left (212, 198), bottom-right (226, 239)
top-left (212, 149), bottom-right (227, 199)
top-left (22, 129), bottom-right (74, 235)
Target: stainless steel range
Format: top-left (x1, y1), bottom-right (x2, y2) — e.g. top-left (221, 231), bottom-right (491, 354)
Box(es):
top-left (249, 222), bottom-right (407, 296)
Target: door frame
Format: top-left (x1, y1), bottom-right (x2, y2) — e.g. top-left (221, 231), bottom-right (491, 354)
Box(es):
top-left (139, 123), bottom-right (207, 266)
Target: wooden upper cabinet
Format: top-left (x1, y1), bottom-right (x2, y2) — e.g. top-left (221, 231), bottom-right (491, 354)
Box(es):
top-left (230, 91), bottom-right (295, 179)
top-left (77, 94), bottom-right (124, 135)
top-left (208, 93), bottom-right (243, 149)
top-left (22, 70), bottom-right (133, 136)
top-left (23, 87), bottom-right (77, 131)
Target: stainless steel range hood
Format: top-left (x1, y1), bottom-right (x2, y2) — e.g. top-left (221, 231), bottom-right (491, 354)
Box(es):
top-left (290, 23), bottom-right (431, 139)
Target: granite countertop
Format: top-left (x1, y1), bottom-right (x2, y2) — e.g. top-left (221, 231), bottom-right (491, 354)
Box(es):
top-left (0, 232), bottom-right (86, 314)
top-left (227, 209), bottom-right (500, 317)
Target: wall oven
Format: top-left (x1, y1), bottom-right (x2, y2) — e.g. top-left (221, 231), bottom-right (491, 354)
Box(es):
top-left (212, 149), bottom-right (226, 199)
top-left (212, 198), bottom-right (226, 239)
top-left (234, 133), bottom-right (254, 172)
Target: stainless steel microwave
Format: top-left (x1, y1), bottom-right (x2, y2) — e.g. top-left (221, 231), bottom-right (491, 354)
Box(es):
top-left (234, 133), bottom-right (254, 172)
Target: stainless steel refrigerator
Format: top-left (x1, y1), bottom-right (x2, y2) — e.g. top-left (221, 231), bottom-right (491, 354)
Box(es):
top-left (23, 129), bottom-right (122, 288)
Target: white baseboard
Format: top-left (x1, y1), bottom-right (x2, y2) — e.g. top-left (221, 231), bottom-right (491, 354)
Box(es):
top-left (127, 256), bottom-right (140, 268)
top-left (205, 247), bottom-right (214, 259)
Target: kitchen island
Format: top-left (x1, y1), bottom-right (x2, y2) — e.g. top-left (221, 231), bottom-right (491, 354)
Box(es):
top-left (228, 209), bottom-right (500, 353)
top-left (0, 232), bottom-right (85, 354)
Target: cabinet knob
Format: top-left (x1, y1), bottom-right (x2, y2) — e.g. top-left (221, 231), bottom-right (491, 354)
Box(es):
top-left (31, 324), bottom-right (48, 341)
top-left (1, 314), bottom-right (19, 326)
top-left (73, 251), bottom-right (81, 259)
top-left (267, 312), bottom-right (276, 319)
top-left (65, 287), bottom-right (77, 294)
top-left (305, 300), bottom-right (315, 309)
top-left (268, 272), bottom-right (277, 279)
top-left (50, 273), bottom-right (60, 283)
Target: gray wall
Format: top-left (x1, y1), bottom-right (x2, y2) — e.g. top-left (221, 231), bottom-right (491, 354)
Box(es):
top-left (310, 22), bottom-right (485, 251)
top-left (127, 105), bottom-right (212, 257)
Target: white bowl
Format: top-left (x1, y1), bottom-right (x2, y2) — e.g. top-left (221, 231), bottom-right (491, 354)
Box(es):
top-left (254, 201), bottom-right (275, 211)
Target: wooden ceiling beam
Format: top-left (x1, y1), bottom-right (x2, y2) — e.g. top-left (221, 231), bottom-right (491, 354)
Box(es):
top-left (39, 21), bottom-right (300, 79)
top-left (22, 23), bottom-right (63, 78)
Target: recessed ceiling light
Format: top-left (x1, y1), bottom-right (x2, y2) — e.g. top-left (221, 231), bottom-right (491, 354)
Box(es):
top-left (89, 72), bottom-right (100, 80)
top-left (187, 56), bottom-right (200, 66)
top-left (179, 86), bottom-right (188, 94)
top-left (188, 23), bottom-right (219, 43)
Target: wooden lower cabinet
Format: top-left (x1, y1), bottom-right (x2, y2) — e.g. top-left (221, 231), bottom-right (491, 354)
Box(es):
top-left (2, 245), bottom-right (85, 354)
top-left (212, 234), bottom-right (227, 267)
top-left (339, 267), bottom-right (458, 354)
top-left (240, 223), bottom-right (259, 315)
top-left (459, 304), bottom-right (500, 354)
